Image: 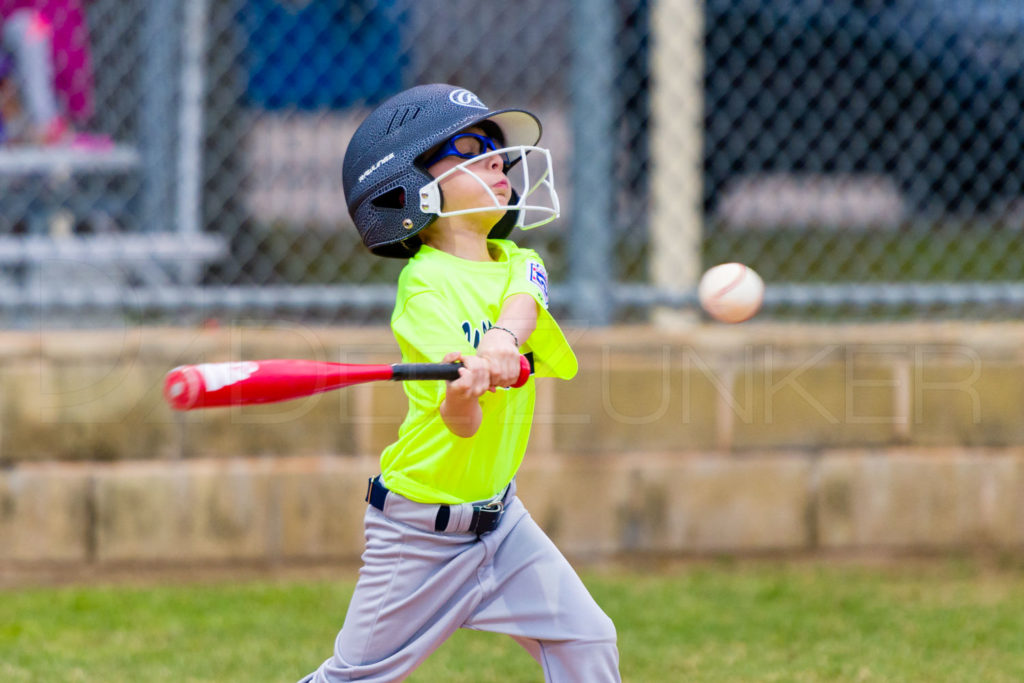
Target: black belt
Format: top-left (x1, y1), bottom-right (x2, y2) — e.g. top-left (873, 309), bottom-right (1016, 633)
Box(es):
top-left (365, 475), bottom-right (505, 536)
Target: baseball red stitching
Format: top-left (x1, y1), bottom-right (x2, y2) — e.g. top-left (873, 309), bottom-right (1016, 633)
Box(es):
top-left (714, 264), bottom-right (747, 299)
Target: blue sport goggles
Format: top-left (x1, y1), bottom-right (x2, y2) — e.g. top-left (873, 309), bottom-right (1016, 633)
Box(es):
top-left (422, 132), bottom-right (511, 170)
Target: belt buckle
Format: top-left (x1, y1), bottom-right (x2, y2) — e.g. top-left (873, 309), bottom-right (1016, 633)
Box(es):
top-left (478, 500), bottom-right (504, 514)
top-left (471, 499), bottom-right (505, 535)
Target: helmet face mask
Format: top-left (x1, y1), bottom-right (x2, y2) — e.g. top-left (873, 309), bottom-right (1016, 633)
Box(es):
top-left (418, 145), bottom-right (559, 231)
top-left (342, 84), bottom-right (560, 258)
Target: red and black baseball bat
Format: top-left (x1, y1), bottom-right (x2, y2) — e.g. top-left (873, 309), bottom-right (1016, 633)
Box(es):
top-left (163, 353), bottom-right (534, 411)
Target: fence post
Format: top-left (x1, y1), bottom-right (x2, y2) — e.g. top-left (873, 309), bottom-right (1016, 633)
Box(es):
top-left (568, 0), bottom-right (615, 326)
top-left (649, 0), bottom-right (704, 326)
top-left (139, 0), bottom-right (178, 235)
top-left (177, 0), bottom-right (209, 284)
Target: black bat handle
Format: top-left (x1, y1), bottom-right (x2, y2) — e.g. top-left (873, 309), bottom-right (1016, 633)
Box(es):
top-left (390, 362), bottom-right (463, 382)
top-left (391, 353), bottom-right (535, 386)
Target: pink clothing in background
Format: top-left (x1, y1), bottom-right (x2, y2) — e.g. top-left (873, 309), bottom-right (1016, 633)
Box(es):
top-left (0, 0), bottom-right (94, 123)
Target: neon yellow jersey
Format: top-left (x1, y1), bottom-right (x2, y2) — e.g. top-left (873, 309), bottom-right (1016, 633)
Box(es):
top-left (380, 239), bottom-right (577, 504)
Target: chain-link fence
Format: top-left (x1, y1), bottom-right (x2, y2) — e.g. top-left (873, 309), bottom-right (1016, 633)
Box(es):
top-left (703, 0), bottom-right (1024, 319)
top-left (1, 0), bottom-right (1023, 326)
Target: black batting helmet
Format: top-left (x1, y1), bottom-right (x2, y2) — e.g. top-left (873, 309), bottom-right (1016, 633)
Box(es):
top-left (342, 84), bottom-right (545, 258)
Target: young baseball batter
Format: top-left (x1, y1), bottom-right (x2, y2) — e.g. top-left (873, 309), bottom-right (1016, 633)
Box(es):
top-left (298, 84), bottom-right (620, 681)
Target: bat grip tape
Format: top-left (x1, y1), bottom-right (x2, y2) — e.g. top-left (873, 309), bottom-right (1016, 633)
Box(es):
top-left (389, 362), bottom-right (462, 382)
top-left (390, 353), bottom-right (534, 384)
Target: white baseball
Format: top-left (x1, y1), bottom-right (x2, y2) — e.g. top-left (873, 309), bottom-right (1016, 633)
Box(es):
top-left (698, 263), bottom-right (765, 323)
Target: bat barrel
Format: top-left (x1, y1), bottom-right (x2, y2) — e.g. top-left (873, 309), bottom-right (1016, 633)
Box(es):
top-left (164, 360), bottom-right (394, 411)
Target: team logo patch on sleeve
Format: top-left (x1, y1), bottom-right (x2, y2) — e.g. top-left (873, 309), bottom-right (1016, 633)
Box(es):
top-left (527, 260), bottom-right (550, 308)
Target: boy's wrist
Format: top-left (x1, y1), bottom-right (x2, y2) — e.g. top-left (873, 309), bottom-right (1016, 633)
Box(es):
top-left (486, 325), bottom-right (519, 348)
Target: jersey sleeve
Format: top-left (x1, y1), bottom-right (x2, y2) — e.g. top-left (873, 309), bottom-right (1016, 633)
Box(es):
top-left (504, 246), bottom-right (550, 309)
top-left (505, 248), bottom-right (578, 380)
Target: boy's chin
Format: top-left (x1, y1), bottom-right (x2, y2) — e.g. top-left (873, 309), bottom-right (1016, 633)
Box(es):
top-left (438, 206), bottom-right (510, 233)
top-left (469, 207), bottom-right (510, 229)
top-left (484, 208), bottom-right (510, 227)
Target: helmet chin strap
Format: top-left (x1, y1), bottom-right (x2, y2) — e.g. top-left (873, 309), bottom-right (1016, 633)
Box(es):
top-left (418, 146), bottom-right (560, 230)
top-left (488, 189), bottom-right (521, 240)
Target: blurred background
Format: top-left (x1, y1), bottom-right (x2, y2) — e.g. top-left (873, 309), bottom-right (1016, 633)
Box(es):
top-left (3, 0), bottom-right (1024, 328)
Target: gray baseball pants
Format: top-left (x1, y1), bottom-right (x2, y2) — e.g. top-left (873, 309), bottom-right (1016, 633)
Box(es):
top-left (301, 480), bottom-right (620, 682)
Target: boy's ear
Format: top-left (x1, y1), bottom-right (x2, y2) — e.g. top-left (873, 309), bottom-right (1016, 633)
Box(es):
top-left (488, 190), bottom-right (520, 240)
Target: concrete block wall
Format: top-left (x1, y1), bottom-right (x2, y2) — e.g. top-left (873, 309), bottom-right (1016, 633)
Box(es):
top-left (6, 323), bottom-right (1024, 462)
top-left (1, 323), bottom-right (1024, 568)
top-left (2, 451), bottom-right (1023, 568)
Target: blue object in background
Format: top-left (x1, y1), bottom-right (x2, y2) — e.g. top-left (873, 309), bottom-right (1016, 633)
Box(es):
top-left (239, 0), bottom-right (406, 109)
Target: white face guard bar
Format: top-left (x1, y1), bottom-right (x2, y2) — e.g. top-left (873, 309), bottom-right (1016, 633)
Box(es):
top-left (418, 146), bottom-right (560, 230)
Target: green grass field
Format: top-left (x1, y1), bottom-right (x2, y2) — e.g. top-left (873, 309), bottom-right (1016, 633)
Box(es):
top-left (2, 560), bottom-right (1023, 682)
